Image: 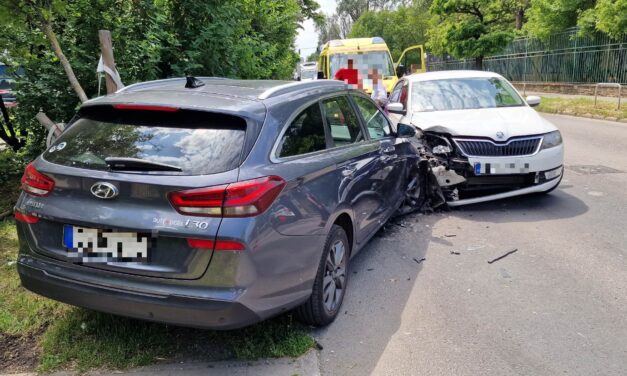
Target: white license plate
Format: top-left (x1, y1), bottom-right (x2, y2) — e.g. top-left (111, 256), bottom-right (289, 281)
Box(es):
top-left (63, 225), bottom-right (149, 262)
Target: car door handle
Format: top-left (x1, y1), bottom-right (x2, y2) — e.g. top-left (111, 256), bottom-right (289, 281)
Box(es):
top-left (342, 167), bottom-right (357, 177)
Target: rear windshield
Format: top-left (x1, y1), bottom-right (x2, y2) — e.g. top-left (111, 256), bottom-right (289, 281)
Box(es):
top-left (43, 107), bottom-right (247, 175)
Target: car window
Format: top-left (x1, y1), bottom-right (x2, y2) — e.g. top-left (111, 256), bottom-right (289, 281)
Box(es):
top-left (352, 96), bottom-right (392, 140)
top-left (321, 96), bottom-right (363, 146)
top-left (410, 77), bottom-right (525, 112)
top-left (44, 108), bottom-right (246, 176)
top-left (400, 84), bottom-right (408, 109)
top-left (277, 103), bottom-right (327, 158)
top-left (389, 81), bottom-right (403, 103)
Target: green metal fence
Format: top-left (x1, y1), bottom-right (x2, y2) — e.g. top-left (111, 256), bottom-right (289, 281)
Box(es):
top-left (426, 28), bottom-right (627, 84)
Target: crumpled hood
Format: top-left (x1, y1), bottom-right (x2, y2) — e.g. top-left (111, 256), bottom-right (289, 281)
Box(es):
top-left (410, 106), bottom-right (557, 140)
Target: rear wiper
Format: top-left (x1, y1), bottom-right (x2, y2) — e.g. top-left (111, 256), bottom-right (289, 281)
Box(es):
top-left (105, 157), bottom-right (182, 172)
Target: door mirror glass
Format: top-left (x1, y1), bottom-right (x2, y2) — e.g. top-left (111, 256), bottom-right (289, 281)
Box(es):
top-left (526, 95), bottom-right (541, 107)
top-left (387, 102), bottom-right (405, 114)
top-left (397, 123), bottom-right (416, 138)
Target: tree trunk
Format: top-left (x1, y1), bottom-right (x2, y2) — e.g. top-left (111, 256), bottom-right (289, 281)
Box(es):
top-left (40, 21), bottom-right (88, 103)
top-left (475, 56), bottom-right (484, 70)
top-left (515, 9), bottom-right (524, 30)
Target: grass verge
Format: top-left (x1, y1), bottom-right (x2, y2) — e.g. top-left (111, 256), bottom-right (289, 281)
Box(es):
top-left (536, 96), bottom-right (626, 121)
top-left (1, 219), bottom-right (314, 373)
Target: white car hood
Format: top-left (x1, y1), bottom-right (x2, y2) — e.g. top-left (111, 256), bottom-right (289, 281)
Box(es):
top-left (410, 106), bottom-right (556, 139)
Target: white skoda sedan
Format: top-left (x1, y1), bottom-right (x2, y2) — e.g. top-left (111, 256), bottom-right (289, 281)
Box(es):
top-left (386, 70), bottom-right (564, 206)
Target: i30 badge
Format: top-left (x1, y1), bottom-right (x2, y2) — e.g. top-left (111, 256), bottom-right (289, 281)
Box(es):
top-left (496, 131), bottom-right (505, 139)
top-left (90, 182), bottom-right (119, 199)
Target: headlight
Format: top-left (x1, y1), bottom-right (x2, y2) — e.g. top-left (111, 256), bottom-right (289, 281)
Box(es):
top-left (541, 131), bottom-right (562, 150)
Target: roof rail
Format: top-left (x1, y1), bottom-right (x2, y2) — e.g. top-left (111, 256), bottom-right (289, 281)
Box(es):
top-left (258, 80), bottom-right (346, 100)
top-left (117, 77), bottom-right (229, 94)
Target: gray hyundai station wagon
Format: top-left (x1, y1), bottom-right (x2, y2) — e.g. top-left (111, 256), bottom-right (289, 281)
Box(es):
top-left (15, 78), bottom-right (419, 329)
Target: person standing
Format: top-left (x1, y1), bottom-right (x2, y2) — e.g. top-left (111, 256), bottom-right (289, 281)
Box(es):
top-left (334, 58), bottom-right (359, 86)
top-left (369, 68), bottom-right (388, 108)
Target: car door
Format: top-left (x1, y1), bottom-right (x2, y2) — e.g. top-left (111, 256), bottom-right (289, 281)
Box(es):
top-left (395, 45), bottom-right (425, 75)
top-left (351, 94), bottom-right (408, 216)
top-left (320, 95), bottom-right (388, 247)
top-left (387, 79), bottom-right (409, 125)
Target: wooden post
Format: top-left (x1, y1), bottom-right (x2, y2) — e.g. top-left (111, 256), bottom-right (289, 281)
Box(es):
top-left (98, 30), bottom-right (118, 94)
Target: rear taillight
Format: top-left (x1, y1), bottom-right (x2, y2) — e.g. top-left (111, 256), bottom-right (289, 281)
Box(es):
top-left (21, 163), bottom-right (55, 197)
top-left (112, 104), bottom-right (180, 112)
top-left (168, 176), bottom-right (286, 217)
top-left (14, 211), bottom-right (39, 224)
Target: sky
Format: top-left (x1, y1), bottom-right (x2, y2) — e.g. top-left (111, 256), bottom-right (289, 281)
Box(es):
top-left (295, 0), bottom-right (337, 60)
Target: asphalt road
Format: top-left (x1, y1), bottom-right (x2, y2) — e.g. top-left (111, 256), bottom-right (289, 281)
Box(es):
top-left (314, 114), bottom-right (627, 376)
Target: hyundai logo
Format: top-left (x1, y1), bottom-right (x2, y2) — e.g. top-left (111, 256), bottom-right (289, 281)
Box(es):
top-left (496, 131), bottom-right (505, 139)
top-left (90, 182), bottom-right (119, 199)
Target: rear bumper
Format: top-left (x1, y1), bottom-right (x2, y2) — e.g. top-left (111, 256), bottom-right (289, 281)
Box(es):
top-left (18, 255), bottom-right (261, 329)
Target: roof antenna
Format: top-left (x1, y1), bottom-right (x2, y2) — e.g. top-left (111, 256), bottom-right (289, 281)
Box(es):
top-left (185, 76), bottom-right (205, 89)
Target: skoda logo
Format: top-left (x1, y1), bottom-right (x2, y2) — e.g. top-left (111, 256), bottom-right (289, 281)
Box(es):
top-left (90, 182), bottom-right (119, 199)
top-left (496, 131), bottom-right (505, 139)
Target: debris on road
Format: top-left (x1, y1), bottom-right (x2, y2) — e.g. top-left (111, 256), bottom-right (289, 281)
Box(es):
top-left (444, 234), bottom-right (457, 237)
top-left (487, 249), bottom-right (518, 264)
top-left (413, 257), bottom-right (426, 264)
top-left (450, 251), bottom-right (461, 255)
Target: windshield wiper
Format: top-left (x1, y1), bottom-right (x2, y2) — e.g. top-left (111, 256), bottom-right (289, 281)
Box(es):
top-left (105, 157), bottom-right (182, 172)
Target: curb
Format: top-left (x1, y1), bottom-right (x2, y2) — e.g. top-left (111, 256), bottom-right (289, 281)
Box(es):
top-left (538, 110), bottom-right (627, 123)
top-left (4, 350), bottom-right (321, 376)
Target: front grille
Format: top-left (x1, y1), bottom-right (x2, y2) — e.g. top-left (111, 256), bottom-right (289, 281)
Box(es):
top-left (454, 137), bottom-right (542, 157)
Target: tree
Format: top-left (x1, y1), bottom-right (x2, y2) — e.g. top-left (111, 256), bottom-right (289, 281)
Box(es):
top-left (306, 51), bottom-right (320, 62)
top-left (525, 0), bottom-right (626, 40)
top-left (0, 0), bottom-right (88, 103)
top-left (0, 0), bottom-right (305, 157)
top-left (579, 0), bottom-right (627, 39)
top-left (427, 0), bottom-right (516, 69)
top-left (349, 3), bottom-right (431, 60)
top-left (316, 13), bottom-right (345, 46)
top-left (524, 0), bottom-right (593, 39)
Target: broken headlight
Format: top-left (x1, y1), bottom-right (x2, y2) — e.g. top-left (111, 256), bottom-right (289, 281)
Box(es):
top-left (540, 131), bottom-right (562, 150)
top-left (432, 145), bottom-right (452, 154)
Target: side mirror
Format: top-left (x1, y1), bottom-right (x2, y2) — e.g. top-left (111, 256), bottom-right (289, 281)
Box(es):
top-left (387, 102), bottom-right (405, 115)
top-left (397, 123), bottom-right (416, 138)
top-left (396, 64), bottom-right (405, 78)
top-left (317, 71), bottom-right (325, 80)
top-left (526, 95), bottom-right (541, 107)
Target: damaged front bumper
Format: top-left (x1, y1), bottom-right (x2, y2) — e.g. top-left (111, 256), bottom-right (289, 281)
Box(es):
top-left (400, 133), bottom-right (564, 211)
top-left (446, 167), bottom-right (562, 206)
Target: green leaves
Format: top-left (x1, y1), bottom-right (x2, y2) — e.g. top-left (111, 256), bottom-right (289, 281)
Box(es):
top-left (1, 0), bottom-right (305, 156)
top-left (427, 0), bottom-right (515, 66)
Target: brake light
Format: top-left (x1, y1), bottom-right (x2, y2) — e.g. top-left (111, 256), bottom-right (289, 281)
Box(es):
top-left (14, 211), bottom-right (39, 224)
top-left (187, 238), bottom-right (245, 251)
top-left (21, 163), bottom-right (55, 197)
top-left (168, 176), bottom-right (286, 217)
top-left (112, 104), bottom-right (180, 112)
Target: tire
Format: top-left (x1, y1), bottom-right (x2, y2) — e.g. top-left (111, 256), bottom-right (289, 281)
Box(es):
top-left (295, 224), bottom-right (349, 327)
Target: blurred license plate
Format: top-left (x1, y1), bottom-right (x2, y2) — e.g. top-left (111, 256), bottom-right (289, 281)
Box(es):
top-left (63, 225), bottom-right (149, 262)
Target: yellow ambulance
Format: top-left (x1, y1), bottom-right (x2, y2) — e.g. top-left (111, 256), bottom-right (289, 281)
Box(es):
top-left (317, 37), bottom-right (424, 93)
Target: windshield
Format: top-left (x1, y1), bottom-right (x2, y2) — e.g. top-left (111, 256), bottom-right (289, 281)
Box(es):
top-left (301, 70), bottom-right (316, 80)
top-left (329, 51), bottom-right (395, 78)
top-left (411, 78), bottom-right (525, 112)
top-left (43, 109), bottom-right (246, 175)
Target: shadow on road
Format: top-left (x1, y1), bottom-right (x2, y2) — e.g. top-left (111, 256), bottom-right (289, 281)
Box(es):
top-left (452, 189), bottom-right (588, 223)
top-left (313, 187), bottom-right (588, 375)
top-left (313, 211), bottom-right (440, 373)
